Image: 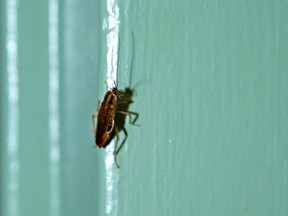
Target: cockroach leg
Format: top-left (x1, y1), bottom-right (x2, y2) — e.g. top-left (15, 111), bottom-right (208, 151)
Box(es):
top-left (92, 100), bottom-right (102, 134)
top-left (115, 126), bottom-right (128, 156)
top-left (128, 111), bottom-right (140, 125)
top-left (117, 111), bottom-right (140, 126)
top-left (113, 126), bottom-right (120, 168)
top-left (97, 100), bottom-right (101, 112)
top-left (92, 114), bottom-right (97, 134)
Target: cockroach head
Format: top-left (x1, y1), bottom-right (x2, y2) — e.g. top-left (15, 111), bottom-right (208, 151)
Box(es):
top-left (111, 87), bottom-right (120, 96)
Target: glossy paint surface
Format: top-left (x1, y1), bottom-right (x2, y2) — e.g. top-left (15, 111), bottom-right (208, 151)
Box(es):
top-left (1, 0), bottom-right (288, 216)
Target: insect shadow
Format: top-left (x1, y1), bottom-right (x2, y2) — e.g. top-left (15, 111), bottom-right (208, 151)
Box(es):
top-left (92, 32), bottom-right (139, 168)
top-left (105, 33), bottom-right (140, 168)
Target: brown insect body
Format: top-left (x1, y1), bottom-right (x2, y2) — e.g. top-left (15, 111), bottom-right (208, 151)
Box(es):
top-left (94, 87), bottom-right (120, 148)
top-left (103, 87), bottom-right (138, 151)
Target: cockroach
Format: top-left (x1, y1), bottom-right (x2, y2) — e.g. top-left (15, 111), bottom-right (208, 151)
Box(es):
top-left (92, 32), bottom-right (139, 168)
top-left (92, 86), bottom-right (120, 148)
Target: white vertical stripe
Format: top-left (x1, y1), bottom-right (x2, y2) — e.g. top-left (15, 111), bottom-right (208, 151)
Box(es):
top-left (6, 0), bottom-right (19, 215)
top-left (49, 0), bottom-right (61, 215)
top-left (104, 0), bottom-right (120, 215)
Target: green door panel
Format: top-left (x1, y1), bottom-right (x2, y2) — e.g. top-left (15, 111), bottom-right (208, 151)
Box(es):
top-left (1, 0), bottom-right (288, 216)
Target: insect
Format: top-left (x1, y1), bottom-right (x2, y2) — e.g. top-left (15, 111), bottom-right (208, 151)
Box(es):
top-left (92, 86), bottom-right (120, 148)
top-left (92, 33), bottom-right (139, 168)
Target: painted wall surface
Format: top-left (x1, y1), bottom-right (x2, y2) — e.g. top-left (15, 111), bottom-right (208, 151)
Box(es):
top-left (1, 0), bottom-right (288, 216)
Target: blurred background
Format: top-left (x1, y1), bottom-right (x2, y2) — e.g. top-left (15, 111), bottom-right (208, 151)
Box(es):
top-left (1, 0), bottom-right (288, 216)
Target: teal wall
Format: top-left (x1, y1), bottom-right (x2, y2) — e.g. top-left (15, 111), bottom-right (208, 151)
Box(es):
top-left (1, 0), bottom-right (288, 216)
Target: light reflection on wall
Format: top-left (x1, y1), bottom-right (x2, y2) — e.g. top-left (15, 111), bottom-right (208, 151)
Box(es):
top-left (49, 0), bottom-right (61, 216)
top-left (6, 0), bottom-right (20, 216)
top-left (104, 0), bottom-right (120, 215)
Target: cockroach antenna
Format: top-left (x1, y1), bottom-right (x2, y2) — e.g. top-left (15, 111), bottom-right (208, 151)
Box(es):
top-left (116, 34), bottom-right (120, 87)
top-left (129, 32), bottom-right (134, 88)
